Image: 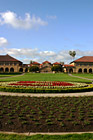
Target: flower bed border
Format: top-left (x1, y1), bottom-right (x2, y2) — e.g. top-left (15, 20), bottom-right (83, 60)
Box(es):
top-left (0, 81), bottom-right (92, 93)
top-left (0, 84), bottom-right (93, 93)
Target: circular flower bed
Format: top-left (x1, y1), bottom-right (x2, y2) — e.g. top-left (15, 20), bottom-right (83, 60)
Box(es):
top-left (0, 81), bottom-right (91, 93)
top-left (9, 81), bottom-right (74, 87)
top-left (0, 81), bottom-right (88, 89)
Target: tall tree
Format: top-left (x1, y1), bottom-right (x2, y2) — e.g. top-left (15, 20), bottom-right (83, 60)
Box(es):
top-left (30, 60), bottom-right (34, 64)
top-left (69, 51), bottom-right (76, 59)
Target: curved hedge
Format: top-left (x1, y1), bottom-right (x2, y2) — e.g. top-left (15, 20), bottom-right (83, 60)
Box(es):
top-left (0, 84), bottom-right (93, 93)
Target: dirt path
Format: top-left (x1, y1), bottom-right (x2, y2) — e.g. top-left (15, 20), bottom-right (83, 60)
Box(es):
top-left (0, 91), bottom-right (93, 97)
top-left (68, 73), bottom-right (93, 81)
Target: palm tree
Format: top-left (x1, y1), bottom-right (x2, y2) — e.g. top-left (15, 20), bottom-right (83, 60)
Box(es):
top-left (69, 51), bottom-right (76, 59)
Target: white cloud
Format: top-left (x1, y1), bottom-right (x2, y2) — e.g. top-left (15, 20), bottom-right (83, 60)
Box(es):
top-left (0, 11), bottom-right (48, 29)
top-left (47, 15), bottom-right (57, 19)
top-left (0, 37), bottom-right (9, 47)
top-left (40, 51), bottom-right (56, 56)
top-left (1, 48), bottom-right (93, 64)
top-left (75, 49), bottom-right (93, 57)
top-left (6, 48), bottom-right (39, 58)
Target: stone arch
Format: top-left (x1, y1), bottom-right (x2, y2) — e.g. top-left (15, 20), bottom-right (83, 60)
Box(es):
top-left (0, 67), bottom-right (4, 73)
top-left (78, 68), bottom-right (82, 73)
top-left (69, 68), bottom-right (73, 73)
top-left (19, 68), bottom-right (23, 72)
top-left (5, 67), bottom-right (9, 73)
top-left (10, 67), bottom-right (14, 73)
top-left (89, 68), bottom-right (92, 73)
top-left (25, 68), bottom-right (28, 72)
top-left (84, 68), bottom-right (87, 73)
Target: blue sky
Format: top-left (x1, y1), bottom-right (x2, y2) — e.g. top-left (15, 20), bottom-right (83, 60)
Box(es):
top-left (0, 0), bottom-right (93, 63)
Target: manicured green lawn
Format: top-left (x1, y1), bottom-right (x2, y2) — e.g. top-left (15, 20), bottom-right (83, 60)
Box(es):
top-left (0, 75), bottom-right (12, 77)
top-left (0, 73), bottom-right (91, 83)
top-left (73, 73), bottom-right (93, 79)
top-left (0, 133), bottom-right (92, 140)
top-left (0, 73), bottom-right (21, 78)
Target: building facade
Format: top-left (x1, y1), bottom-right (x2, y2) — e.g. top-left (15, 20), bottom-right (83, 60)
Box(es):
top-left (0, 54), bottom-right (93, 73)
top-left (69, 56), bottom-right (93, 73)
top-left (40, 61), bottom-right (52, 73)
top-left (0, 54), bottom-right (28, 73)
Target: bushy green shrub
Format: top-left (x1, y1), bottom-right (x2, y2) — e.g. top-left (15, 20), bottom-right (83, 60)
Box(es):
top-left (51, 65), bottom-right (62, 72)
top-left (29, 66), bottom-right (39, 72)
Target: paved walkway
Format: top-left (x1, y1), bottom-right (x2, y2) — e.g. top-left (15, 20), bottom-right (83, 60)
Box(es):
top-left (0, 91), bottom-right (93, 97)
top-left (0, 73), bottom-right (25, 79)
top-left (68, 73), bottom-right (93, 81)
top-left (0, 131), bottom-right (93, 136)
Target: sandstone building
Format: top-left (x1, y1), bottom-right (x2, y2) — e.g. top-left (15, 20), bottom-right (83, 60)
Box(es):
top-left (67, 56), bottom-right (93, 73)
top-left (0, 54), bottom-right (93, 73)
top-left (0, 54), bottom-right (28, 73)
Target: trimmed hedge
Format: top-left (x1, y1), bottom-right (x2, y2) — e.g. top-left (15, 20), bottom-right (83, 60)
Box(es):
top-left (0, 84), bottom-right (93, 93)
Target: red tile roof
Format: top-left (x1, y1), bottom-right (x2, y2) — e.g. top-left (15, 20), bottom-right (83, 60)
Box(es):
top-left (63, 64), bottom-right (74, 67)
top-left (40, 64), bottom-right (43, 66)
top-left (53, 62), bottom-right (61, 65)
top-left (73, 56), bottom-right (93, 63)
top-left (32, 61), bottom-right (40, 65)
top-left (0, 54), bottom-right (22, 62)
top-left (42, 61), bottom-right (51, 64)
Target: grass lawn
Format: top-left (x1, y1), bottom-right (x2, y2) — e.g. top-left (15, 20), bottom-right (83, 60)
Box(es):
top-left (0, 73), bottom-right (91, 83)
top-left (0, 75), bottom-right (13, 77)
top-left (0, 133), bottom-right (93, 140)
top-left (73, 73), bottom-right (93, 79)
top-left (0, 73), bottom-right (22, 78)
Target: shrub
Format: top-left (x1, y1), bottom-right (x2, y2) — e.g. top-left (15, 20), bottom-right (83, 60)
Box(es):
top-left (29, 66), bottom-right (39, 72)
top-left (51, 65), bottom-right (62, 72)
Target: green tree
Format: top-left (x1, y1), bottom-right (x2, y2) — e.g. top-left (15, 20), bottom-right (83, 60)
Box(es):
top-left (30, 60), bottom-right (34, 64)
top-left (29, 66), bottom-right (39, 72)
top-left (51, 65), bottom-right (62, 72)
top-left (69, 51), bottom-right (76, 59)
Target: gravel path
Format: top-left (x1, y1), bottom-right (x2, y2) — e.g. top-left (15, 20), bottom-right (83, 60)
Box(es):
top-left (0, 91), bottom-right (93, 97)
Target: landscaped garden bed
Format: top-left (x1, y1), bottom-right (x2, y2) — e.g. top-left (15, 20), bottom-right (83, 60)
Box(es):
top-left (8, 81), bottom-right (74, 87)
top-left (0, 81), bottom-right (92, 93)
top-left (0, 96), bottom-right (93, 133)
top-left (0, 81), bottom-right (88, 88)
